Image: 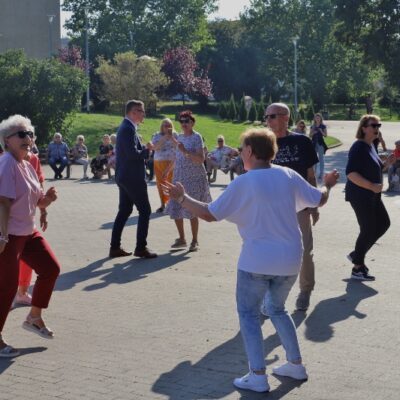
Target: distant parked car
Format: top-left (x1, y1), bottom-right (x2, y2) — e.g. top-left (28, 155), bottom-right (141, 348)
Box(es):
top-left (171, 94), bottom-right (192, 101)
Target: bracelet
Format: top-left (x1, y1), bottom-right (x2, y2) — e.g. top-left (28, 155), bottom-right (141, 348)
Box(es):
top-left (0, 235), bottom-right (9, 243)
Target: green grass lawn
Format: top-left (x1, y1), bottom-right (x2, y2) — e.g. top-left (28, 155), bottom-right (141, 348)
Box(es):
top-left (68, 108), bottom-right (340, 155)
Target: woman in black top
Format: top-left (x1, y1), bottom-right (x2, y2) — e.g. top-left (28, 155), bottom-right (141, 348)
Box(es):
top-left (345, 115), bottom-right (395, 281)
top-left (309, 113), bottom-right (328, 180)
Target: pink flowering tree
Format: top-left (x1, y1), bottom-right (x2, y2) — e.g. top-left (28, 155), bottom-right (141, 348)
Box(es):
top-left (57, 45), bottom-right (88, 71)
top-left (162, 46), bottom-right (212, 105)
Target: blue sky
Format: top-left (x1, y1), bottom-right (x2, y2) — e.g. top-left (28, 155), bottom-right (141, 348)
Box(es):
top-left (60, 0), bottom-right (251, 37)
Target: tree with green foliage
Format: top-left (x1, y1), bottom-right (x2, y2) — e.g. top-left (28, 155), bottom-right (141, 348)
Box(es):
top-left (248, 101), bottom-right (258, 122)
top-left (0, 50), bottom-right (88, 145)
top-left (298, 107), bottom-right (305, 120)
top-left (306, 100), bottom-right (315, 122)
top-left (63, 0), bottom-right (217, 61)
top-left (227, 94), bottom-right (237, 121)
top-left (96, 52), bottom-right (167, 113)
top-left (257, 102), bottom-right (265, 121)
top-left (197, 19), bottom-right (261, 100)
top-left (333, 0), bottom-right (400, 90)
top-left (238, 95), bottom-right (248, 122)
top-left (218, 102), bottom-right (228, 120)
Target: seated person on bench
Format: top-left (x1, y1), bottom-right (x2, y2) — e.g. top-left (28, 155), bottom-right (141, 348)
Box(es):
top-left (206, 135), bottom-right (238, 183)
top-left (47, 132), bottom-right (69, 179)
top-left (388, 139), bottom-right (400, 191)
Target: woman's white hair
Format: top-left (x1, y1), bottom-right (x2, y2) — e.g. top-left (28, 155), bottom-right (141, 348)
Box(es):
top-left (76, 134), bottom-right (85, 142)
top-left (0, 114), bottom-right (35, 148)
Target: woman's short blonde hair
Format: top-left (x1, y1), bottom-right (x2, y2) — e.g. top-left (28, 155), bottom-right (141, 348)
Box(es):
top-left (76, 135), bottom-right (85, 142)
top-left (0, 114), bottom-right (35, 148)
top-left (356, 114), bottom-right (380, 139)
top-left (240, 128), bottom-right (277, 162)
top-left (160, 118), bottom-right (175, 133)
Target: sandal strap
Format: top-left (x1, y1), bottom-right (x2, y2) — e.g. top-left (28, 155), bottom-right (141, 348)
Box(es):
top-left (26, 315), bottom-right (42, 323)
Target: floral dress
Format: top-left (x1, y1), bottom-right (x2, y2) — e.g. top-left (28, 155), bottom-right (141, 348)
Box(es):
top-left (166, 131), bottom-right (211, 219)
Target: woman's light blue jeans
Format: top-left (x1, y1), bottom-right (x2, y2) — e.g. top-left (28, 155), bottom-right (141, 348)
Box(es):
top-left (314, 143), bottom-right (325, 178)
top-left (236, 270), bottom-right (301, 372)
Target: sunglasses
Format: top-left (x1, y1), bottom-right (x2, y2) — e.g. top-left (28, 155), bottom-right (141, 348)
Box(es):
top-left (9, 130), bottom-right (34, 139)
top-left (366, 123), bottom-right (381, 129)
top-left (179, 118), bottom-right (191, 124)
top-left (263, 113), bottom-right (287, 121)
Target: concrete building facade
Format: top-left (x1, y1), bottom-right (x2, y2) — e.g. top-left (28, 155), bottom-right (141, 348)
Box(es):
top-left (0, 0), bottom-right (61, 59)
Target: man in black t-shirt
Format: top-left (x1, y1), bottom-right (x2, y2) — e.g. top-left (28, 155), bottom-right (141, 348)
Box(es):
top-left (264, 103), bottom-right (319, 311)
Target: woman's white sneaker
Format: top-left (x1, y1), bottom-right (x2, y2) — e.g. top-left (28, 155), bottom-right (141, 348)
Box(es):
top-left (272, 362), bottom-right (308, 380)
top-left (233, 371), bottom-right (270, 392)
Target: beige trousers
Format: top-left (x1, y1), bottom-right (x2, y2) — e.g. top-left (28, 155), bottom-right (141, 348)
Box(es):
top-left (297, 209), bottom-right (315, 293)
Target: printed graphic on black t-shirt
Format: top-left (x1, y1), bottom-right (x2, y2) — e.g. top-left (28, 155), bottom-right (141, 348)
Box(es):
top-left (273, 133), bottom-right (319, 180)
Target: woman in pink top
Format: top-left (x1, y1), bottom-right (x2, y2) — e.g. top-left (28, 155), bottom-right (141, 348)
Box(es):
top-left (0, 115), bottom-right (60, 358)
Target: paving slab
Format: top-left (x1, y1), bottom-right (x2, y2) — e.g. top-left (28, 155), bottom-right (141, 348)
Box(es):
top-left (1, 120), bottom-right (400, 399)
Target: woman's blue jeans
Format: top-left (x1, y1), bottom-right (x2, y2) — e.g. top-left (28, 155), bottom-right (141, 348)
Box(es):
top-left (236, 270), bottom-right (301, 371)
top-left (314, 143), bottom-right (325, 178)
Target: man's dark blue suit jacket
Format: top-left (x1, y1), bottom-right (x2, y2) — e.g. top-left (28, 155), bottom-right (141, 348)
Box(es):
top-left (115, 118), bottom-right (149, 191)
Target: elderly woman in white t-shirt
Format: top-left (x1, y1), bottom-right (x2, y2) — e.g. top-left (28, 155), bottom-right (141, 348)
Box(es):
top-left (163, 128), bottom-right (339, 393)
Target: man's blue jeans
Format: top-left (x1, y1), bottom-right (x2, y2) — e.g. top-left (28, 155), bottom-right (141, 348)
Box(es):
top-left (48, 156), bottom-right (68, 176)
top-left (236, 270), bottom-right (301, 371)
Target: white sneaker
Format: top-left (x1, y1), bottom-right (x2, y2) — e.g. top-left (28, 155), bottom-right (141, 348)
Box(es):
top-left (272, 362), bottom-right (308, 380)
top-left (233, 371), bottom-right (270, 392)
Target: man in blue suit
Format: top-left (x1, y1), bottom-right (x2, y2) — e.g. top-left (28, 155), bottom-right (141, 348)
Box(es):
top-left (109, 100), bottom-right (157, 258)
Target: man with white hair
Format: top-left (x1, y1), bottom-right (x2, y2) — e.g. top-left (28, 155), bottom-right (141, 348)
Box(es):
top-left (47, 133), bottom-right (69, 179)
top-left (206, 135), bottom-right (238, 183)
top-left (263, 102), bottom-right (319, 311)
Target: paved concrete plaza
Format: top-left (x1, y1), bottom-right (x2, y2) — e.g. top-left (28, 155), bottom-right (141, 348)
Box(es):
top-left (1, 120), bottom-right (400, 399)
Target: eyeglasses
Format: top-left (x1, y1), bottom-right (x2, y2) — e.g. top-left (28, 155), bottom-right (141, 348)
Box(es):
top-left (179, 118), bottom-right (191, 124)
top-left (134, 108), bottom-right (145, 114)
top-left (263, 113), bottom-right (287, 121)
top-left (366, 123), bottom-right (381, 129)
top-left (217, 140), bottom-right (224, 143)
top-left (9, 130), bottom-right (34, 139)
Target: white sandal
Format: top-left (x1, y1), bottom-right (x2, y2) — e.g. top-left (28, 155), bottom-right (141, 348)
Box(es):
top-left (22, 315), bottom-right (54, 339)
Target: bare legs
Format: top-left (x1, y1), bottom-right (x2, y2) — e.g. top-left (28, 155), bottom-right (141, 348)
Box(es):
top-left (174, 217), bottom-right (199, 243)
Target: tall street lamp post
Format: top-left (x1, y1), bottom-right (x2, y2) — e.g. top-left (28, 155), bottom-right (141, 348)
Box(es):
top-left (47, 15), bottom-right (55, 58)
top-left (84, 7), bottom-right (90, 113)
top-left (292, 36), bottom-right (299, 122)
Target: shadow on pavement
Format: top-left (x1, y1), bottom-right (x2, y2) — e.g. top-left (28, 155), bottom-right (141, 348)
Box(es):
top-left (0, 346), bottom-right (47, 375)
top-left (152, 280), bottom-right (378, 399)
top-left (152, 312), bottom-right (307, 399)
top-left (304, 280), bottom-right (378, 342)
top-left (55, 252), bottom-right (190, 292)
